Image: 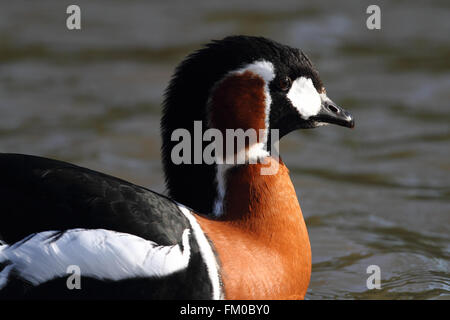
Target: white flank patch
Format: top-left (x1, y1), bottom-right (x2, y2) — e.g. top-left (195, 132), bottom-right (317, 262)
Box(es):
top-left (287, 76), bottom-right (321, 119)
top-left (0, 228), bottom-right (191, 289)
top-left (211, 60), bottom-right (275, 216)
top-left (178, 205), bottom-right (223, 300)
top-left (0, 265), bottom-right (13, 289)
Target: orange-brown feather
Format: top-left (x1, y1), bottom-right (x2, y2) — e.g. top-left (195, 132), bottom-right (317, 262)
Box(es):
top-left (197, 69), bottom-right (311, 300)
top-left (196, 158), bottom-right (311, 300)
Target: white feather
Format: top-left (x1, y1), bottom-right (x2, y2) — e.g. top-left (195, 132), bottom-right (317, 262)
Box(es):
top-left (178, 205), bottom-right (223, 300)
top-left (234, 60), bottom-right (275, 83)
top-left (212, 60), bottom-right (275, 216)
top-left (287, 76), bottom-right (321, 119)
top-left (0, 228), bottom-right (191, 288)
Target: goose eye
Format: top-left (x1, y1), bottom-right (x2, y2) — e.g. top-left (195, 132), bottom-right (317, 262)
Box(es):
top-left (279, 76), bottom-right (292, 91)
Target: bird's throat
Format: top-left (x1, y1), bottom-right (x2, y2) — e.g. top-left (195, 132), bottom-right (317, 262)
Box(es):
top-left (196, 157), bottom-right (312, 299)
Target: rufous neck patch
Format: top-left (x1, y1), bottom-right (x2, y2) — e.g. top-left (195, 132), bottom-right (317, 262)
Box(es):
top-left (209, 70), bottom-right (268, 141)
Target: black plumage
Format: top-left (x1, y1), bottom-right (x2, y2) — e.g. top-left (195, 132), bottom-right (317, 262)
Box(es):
top-left (0, 35), bottom-right (339, 299)
top-left (0, 153), bottom-right (187, 245)
top-left (0, 153), bottom-right (215, 299)
top-left (161, 35), bottom-right (322, 215)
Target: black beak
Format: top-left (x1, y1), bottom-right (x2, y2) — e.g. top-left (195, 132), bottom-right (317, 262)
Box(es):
top-left (311, 100), bottom-right (355, 128)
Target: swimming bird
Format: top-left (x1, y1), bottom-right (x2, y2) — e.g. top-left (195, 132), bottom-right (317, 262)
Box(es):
top-left (0, 35), bottom-right (354, 299)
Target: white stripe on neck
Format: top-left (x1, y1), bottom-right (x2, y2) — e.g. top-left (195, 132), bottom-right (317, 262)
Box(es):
top-left (211, 60), bottom-right (275, 216)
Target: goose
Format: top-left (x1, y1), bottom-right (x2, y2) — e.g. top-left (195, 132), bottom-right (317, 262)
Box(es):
top-left (0, 35), bottom-right (354, 299)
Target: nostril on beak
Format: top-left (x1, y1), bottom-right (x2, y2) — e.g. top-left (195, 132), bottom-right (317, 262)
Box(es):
top-left (327, 104), bottom-right (339, 114)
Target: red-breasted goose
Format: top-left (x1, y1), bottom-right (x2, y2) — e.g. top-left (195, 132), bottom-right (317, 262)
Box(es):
top-left (0, 36), bottom-right (354, 299)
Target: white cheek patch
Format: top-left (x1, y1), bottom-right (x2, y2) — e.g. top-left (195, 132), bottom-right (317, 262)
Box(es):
top-left (287, 77), bottom-right (321, 119)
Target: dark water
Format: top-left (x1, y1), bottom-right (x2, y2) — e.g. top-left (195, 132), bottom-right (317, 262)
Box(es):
top-left (0, 0), bottom-right (448, 299)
